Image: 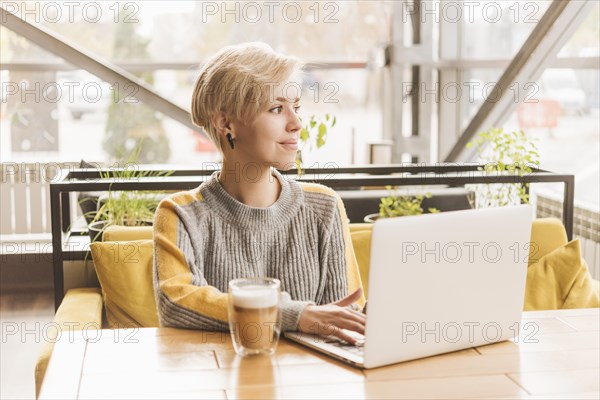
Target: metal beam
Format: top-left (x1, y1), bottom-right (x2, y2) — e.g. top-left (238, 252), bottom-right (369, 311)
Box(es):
top-left (437, 0), bottom-right (462, 164)
top-left (3, 57), bottom-right (598, 72)
top-left (0, 61), bottom-right (370, 72)
top-left (1, 6), bottom-right (200, 133)
top-left (435, 57), bottom-right (599, 70)
top-left (444, 0), bottom-right (593, 162)
top-left (390, 0), bottom-right (435, 163)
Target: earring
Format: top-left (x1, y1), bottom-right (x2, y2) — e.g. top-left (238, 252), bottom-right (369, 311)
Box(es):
top-left (226, 132), bottom-right (235, 150)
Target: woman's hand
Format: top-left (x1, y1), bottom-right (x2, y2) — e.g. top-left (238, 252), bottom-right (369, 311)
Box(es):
top-left (297, 288), bottom-right (366, 344)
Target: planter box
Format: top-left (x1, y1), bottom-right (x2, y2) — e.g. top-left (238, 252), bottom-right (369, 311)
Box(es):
top-left (339, 187), bottom-right (474, 224)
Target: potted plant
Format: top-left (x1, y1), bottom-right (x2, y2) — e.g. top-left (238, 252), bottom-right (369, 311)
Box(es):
top-left (82, 139), bottom-right (174, 243)
top-left (295, 113), bottom-right (336, 175)
top-left (465, 127), bottom-right (540, 208)
top-left (86, 191), bottom-right (163, 242)
top-left (364, 186), bottom-right (440, 223)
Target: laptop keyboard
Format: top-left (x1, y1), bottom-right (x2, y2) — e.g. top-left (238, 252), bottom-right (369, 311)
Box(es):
top-left (338, 343), bottom-right (365, 356)
top-left (323, 332), bottom-right (365, 357)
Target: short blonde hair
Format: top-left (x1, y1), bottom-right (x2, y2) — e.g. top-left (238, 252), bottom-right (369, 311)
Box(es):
top-left (191, 42), bottom-right (304, 153)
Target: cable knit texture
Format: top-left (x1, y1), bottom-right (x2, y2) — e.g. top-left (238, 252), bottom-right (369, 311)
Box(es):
top-left (152, 168), bottom-right (364, 332)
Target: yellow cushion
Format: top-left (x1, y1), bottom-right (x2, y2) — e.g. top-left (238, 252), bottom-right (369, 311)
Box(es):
top-left (90, 240), bottom-right (159, 328)
top-left (528, 217), bottom-right (568, 266)
top-left (102, 224), bottom-right (153, 241)
top-left (349, 223), bottom-right (373, 233)
top-left (524, 239), bottom-right (600, 311)
top-left (35, 287), bottom-right (103, 398)
top-left (350, 229), bottom-right (372, 298)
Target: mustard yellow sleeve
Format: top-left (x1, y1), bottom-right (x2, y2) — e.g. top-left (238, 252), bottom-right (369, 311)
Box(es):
top-left (153, 196), bottom-right (229, 329)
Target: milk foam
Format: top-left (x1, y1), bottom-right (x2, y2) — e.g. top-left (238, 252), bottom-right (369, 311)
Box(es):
top-left (232, 286), bottom-right (279, 308)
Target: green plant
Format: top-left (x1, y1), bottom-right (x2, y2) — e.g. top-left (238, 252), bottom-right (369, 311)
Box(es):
top-left (466, 127), bottom-right (540, 208)
top-left (378, 186), bottom-right (440, 218)
top-left (295, 113), bottom-right (336, 175)
top-left (82, 139), bottom-right (174, 242)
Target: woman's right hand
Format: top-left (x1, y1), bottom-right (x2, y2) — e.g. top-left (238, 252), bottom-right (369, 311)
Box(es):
top-left (297, 288), bottom-right (366, 344)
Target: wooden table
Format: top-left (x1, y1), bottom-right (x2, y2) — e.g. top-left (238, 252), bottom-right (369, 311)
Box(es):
top-left (39, 308), bottom-right (599, 399)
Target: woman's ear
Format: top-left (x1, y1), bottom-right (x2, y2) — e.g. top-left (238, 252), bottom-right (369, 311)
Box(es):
top-left (211, 111), bottom-right (224, 134)
top-left (211, 112), bottom-right (233, 140)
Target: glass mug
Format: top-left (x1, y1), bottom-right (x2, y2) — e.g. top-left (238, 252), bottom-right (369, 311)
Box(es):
top-left (228, 277), bottom-right (281, 356)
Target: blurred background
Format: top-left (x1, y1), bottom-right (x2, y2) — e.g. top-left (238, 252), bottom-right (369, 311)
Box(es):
top-left (1, 1), bottom-right (598, 208)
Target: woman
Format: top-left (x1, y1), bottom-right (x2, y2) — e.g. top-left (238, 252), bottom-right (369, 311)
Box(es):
top-left (153, 42), bottom-right (365, 344)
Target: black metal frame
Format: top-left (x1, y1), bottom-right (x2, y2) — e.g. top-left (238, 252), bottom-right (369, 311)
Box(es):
top-left (49, 164), bottom-right (575, 310)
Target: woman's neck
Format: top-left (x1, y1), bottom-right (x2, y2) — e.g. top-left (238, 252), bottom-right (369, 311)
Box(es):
top-left (218, 161), bottom-right (281, 208)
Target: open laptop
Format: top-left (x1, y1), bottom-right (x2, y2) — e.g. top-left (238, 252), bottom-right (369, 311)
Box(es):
top-left (284, 204), bottom-right (533, 369)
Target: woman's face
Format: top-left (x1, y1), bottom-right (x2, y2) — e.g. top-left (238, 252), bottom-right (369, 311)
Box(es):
top-left (229, 78), bottom-right (302, 170)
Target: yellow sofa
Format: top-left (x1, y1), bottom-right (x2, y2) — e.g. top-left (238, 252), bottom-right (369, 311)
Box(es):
top-left (35, 218), bottom-right (599, 397)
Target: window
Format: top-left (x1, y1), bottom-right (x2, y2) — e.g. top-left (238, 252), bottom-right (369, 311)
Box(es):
top-left (1, 1), bottom-right (391, 166)
top-left (434, 1), bottom-right (599, 209)
top-left (460, 1), bottom-right (550, 60)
